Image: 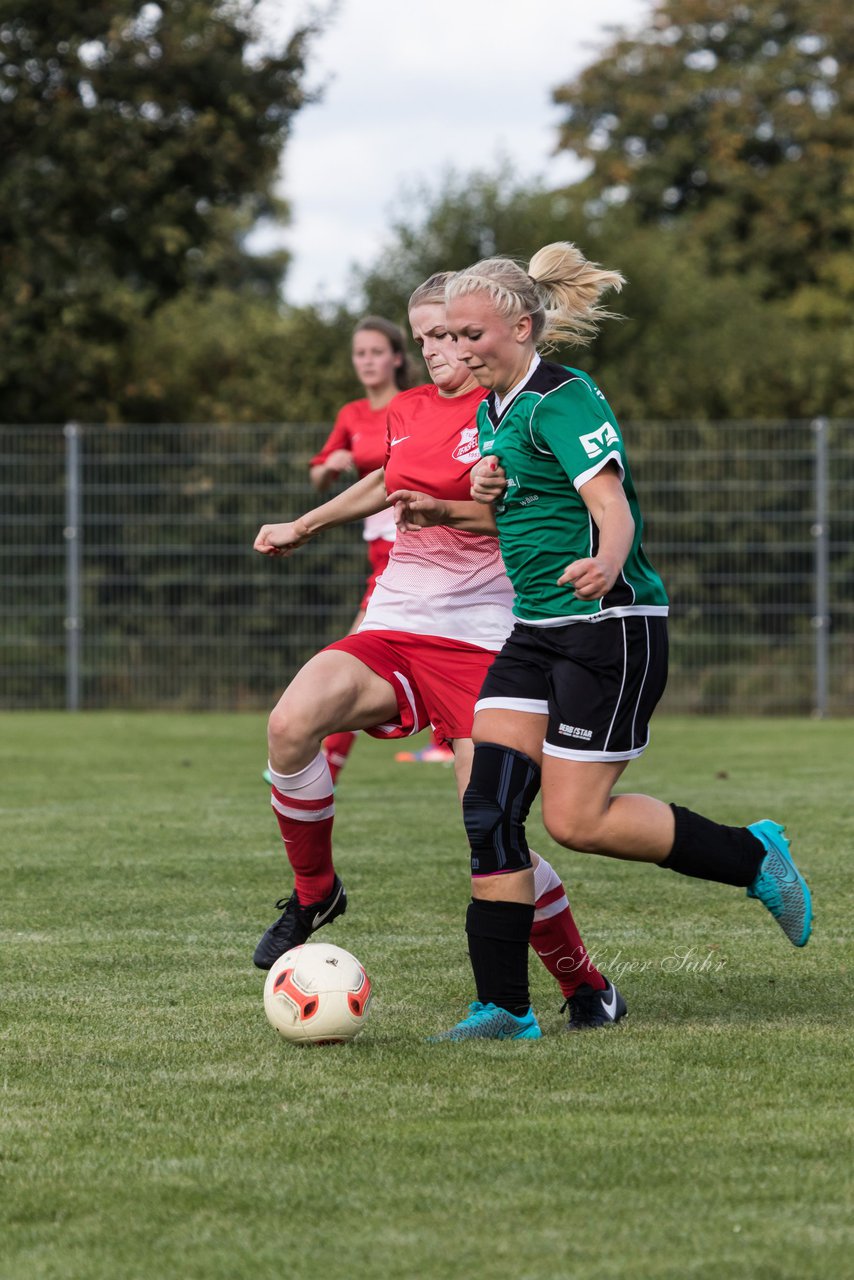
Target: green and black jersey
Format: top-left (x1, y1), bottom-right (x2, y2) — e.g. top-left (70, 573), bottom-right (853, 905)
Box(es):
top-left (477, 358), bottom-right (669, 625)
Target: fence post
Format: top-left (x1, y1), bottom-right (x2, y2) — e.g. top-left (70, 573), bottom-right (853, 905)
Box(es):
top-left (64, 422), bottom-right (81, 711)
top-left (811, 417), bottom-right (829, 718)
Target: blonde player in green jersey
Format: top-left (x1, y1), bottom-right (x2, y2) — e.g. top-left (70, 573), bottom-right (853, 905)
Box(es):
top-left (390, 243), bottom-right (812, 1041)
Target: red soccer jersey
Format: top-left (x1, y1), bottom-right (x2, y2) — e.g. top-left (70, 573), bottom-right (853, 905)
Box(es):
top-left (311, 397), bottom-right (396, 542)
top-left (381, 383), bottom-right (485, 497)
top-left (311, 398), bottom-right (391, 477)
top-left (361, 384), bottom-right (515, 649)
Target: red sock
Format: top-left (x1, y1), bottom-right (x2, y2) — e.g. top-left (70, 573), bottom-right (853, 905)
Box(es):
top-left (268, 755), bottom-right (336, 903)
top-left (322, 731), bottom-right (358, 783)
top-left (530, 858), bottom-right (605, 998)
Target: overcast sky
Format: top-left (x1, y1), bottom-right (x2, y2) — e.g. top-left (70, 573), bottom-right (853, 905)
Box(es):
top-left (255, 0), bottom-right (653, 305)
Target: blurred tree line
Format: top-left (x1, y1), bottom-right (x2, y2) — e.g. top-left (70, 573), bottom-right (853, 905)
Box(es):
top-left (2, 0), bottom-right (852, 425)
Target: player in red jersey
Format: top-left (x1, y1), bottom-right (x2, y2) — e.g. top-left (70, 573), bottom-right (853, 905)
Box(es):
top-left (301, 314), bottom-right (453, 777)
top-left (310, 316), bottom-right (408, 629)
top-left (251, 274), bottom-right (622, 1029)
top-left (304, 316), bottom-right (413, 780)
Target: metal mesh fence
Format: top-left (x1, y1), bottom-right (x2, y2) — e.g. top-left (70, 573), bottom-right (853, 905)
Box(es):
top-left (2, 420), bottom-right (852, 714)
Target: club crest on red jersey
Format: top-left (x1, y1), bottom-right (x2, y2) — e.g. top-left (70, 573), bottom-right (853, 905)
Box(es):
top-left (452, 426), bottom-right (480, 465)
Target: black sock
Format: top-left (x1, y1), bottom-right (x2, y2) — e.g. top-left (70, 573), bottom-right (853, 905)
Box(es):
top-left (465, 898), bottom-right (534, 1017)
top-left (660, 805), bottom-right (764, 887)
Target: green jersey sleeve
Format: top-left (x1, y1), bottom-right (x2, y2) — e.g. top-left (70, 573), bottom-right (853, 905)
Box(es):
top-left (530, 376), bottom-right (626, 491)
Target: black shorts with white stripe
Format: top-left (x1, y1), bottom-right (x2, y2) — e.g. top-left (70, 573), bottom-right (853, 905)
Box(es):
top-left (475, 616), bottom-right (669, 762)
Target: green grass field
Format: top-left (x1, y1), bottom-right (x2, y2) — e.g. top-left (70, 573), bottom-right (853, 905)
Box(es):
top-left (2, 713), bottom-right (852, 1280)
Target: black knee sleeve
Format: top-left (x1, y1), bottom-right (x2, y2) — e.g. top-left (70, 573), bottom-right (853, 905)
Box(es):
top-left (462, 742), bottom-right (541, 876)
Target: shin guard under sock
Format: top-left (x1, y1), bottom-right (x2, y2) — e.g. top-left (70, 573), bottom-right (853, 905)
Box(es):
top-left (466, 898), bottom-right (535, 1017)
top-left (531, 856), bottom-right (605, 997)
top-left (268, 754), bottom-right (336, 902)
top-left (661, 805), bottom-right (764, 887)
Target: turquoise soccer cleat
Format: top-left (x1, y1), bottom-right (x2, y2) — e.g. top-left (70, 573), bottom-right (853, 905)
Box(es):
top-left (746, 819), bottom-right (813, 947)
top-left (429, 1001), bottom-right (542, 1042)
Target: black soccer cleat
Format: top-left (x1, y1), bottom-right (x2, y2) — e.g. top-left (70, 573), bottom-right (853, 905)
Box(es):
top-left (253, 875), bottom-right (347, 970)
top-left (562, 978), bottom-right (627, 1031)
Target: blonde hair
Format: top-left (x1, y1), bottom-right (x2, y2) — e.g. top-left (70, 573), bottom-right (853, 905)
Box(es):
top-left (445, 242), bottom-right (625, 349)
top-left (408, 271), bottom-right (454, 311)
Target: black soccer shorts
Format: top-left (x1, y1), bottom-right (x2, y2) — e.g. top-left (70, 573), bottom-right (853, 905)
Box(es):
top-left (475, 615), bottom-right (669, 762)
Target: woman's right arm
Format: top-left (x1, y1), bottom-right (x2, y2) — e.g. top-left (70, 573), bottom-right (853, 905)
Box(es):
top-left (254, 468), bottom-right (388, 556)
top-left (386, 489), bottom-right (498, 535)
top-left (386, 456), bottom-right (506, 535)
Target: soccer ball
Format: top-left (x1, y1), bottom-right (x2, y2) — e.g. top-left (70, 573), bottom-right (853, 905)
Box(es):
top-left (263, 942), bottom-right (372, 1045)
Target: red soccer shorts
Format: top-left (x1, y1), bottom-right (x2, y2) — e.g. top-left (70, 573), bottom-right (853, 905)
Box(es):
top-left (323, 629), bottom-right (497, 746)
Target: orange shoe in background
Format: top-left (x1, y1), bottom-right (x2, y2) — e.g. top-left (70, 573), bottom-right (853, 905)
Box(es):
top-left (394, 744), bottom-right (455, 764)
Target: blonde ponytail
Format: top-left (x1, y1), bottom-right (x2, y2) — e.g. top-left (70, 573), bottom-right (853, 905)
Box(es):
top-left (528, 242), bottom-right (625, 348)
top-left (446, 243), bottom-right (624, 350)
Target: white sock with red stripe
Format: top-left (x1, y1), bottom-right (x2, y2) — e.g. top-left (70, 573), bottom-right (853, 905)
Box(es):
top-left (530, 854), bottom-right (605, 998)
top-left (268, 753), bottom-right (336, 904)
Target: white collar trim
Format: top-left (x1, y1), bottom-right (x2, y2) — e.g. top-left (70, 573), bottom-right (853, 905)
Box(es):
top-left (494, 353), bottom-right (541, 416)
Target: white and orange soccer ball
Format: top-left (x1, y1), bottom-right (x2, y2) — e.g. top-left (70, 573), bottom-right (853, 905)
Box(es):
top-left (263, 942), bottom-right (372, 1045)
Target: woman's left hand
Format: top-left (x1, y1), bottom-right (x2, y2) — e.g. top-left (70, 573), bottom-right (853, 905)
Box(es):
top-left (470, 456), bottom-right (507, 504)
top-left (557, 556), bottom-right (620, 600)
top-left (386, 488), bottom-right (448, 531)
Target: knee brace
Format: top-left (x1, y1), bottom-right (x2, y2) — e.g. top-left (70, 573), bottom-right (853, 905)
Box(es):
top-left (462, 742), bottom-right (541, 876)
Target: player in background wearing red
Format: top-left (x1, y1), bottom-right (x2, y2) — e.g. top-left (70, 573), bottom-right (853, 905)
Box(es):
top-left (295, 314), bottom-right (452, 780)
top-left (251, 273), bottom-right (622, 1029)
top-left (305, 317), bottom-right (412, 781)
